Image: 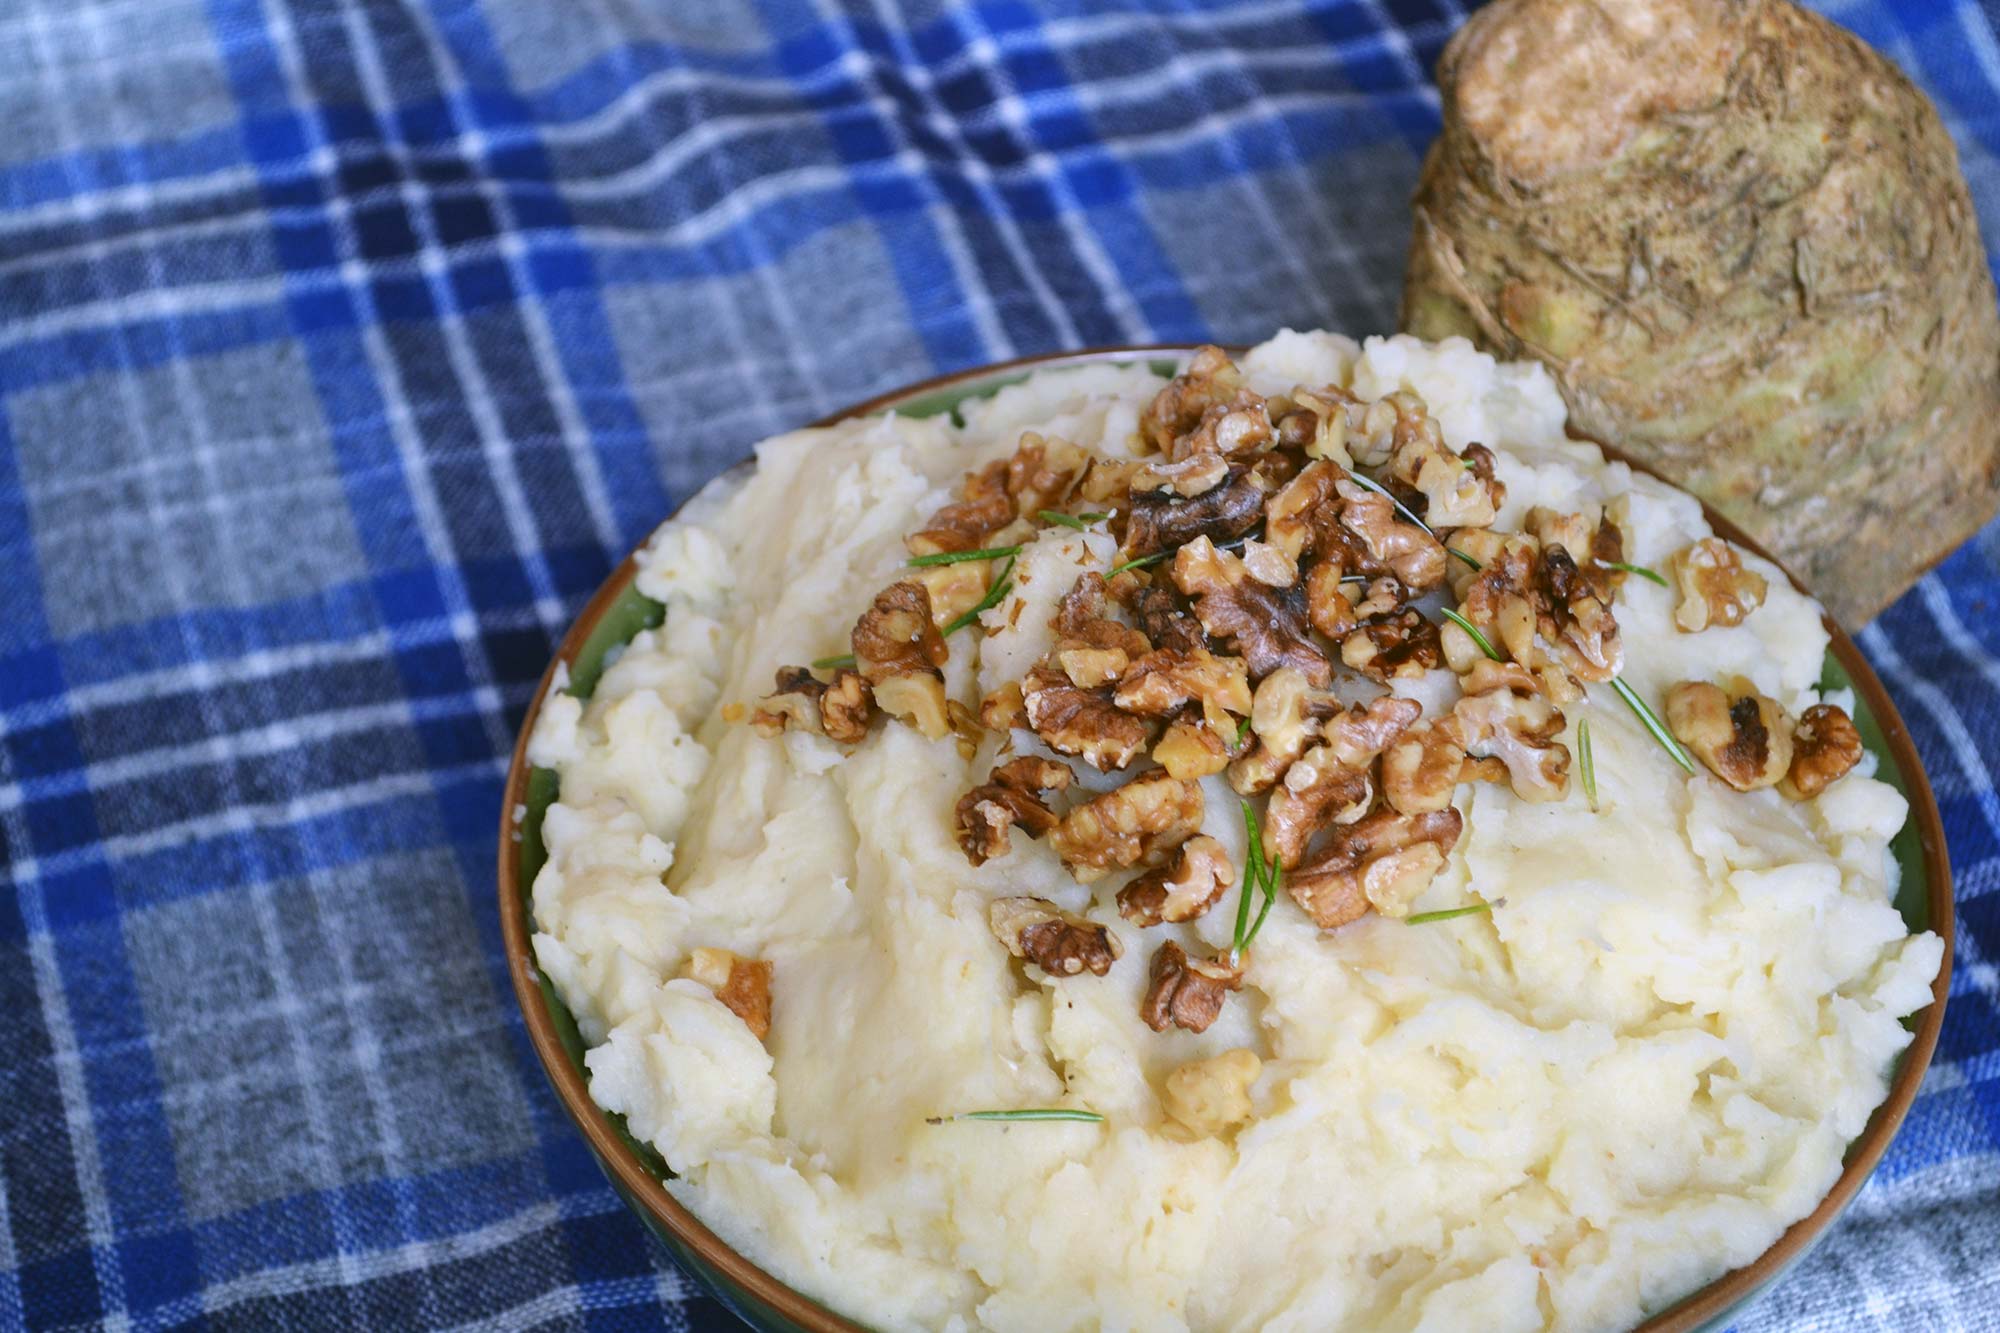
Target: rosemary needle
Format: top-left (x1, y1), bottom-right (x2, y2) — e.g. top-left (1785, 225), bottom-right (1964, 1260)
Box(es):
top-left (1438, 607), bottom-right (1502, 662)
top-left (942, 554), bottom-right (1016, 636)
top-left (1607, 676), bottom-right (1698, 775)
top-left (811, 654), bottom-right (856, 670)
top-left (1603, 561), bottom-right (1668, 587)
top-left (1405, 902), bottom-right (1495, 925)
top-left (1038, 509), bottom-right (1108, 530)
top-left (927, 1109), bottom-right (1104, 1124)
top-left (1578, 717), bottom-right (1598, 811)
top-left (907, 544), bottom-right (1020, 567)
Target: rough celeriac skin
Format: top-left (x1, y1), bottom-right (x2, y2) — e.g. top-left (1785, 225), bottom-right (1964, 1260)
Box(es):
top-left (527, 333), bottom-right (1942, 1333)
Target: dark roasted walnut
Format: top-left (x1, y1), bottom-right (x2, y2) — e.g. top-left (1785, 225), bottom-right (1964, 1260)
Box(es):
top-left (1113, 647), bottom-right (1252, 732)
top-left (988, 896), bottom-right (1122, 977)
top-left (1125, 581), bottom-right (1210, 655)
top-left (1152, 717), bottom-right (1232, 781)
top-left (1670, 538), bottom-right (1768, 633)
top-left (1021, 662), bottom-right (1155, 771)
top-left (1782, 703), bottom-right (1864, 800)
top-left (1172, 537), bottom-right (1331, 686)
top-left (853, 581), bottom-right (951, 739)
top-left (1538, 544), bottom-right (1623, 681)
top-left (1048, 772), bottom-right (1205, 881)
top-left (1138, 345), bottom-right (1247, 454)
top-left (1335, 479), bottom-right (1448, 593)
top-left (1124, 464), bottom-right (1266, 558)
top-left (1140, 941), bottom-right (1243, 1034)
top-left (1665, 680), bottom-right (1793, 792)
top-left (819, 669), bottom-right (874, 743)
top-left (1339, 609), bottom-right (1444, 681)
top-left (954, 756), bottom-right (1074, 865)
top-left (1450, 660), bottom-right (1571, 801)
top-left (1117, 834), bottom-right (1236, 926)
top-left (750, 666), bottom-right (826, 738)
top-left (1289, 805), bottom-right (1464, 924)
top-left (684, 948), bottom-right (774, 1040)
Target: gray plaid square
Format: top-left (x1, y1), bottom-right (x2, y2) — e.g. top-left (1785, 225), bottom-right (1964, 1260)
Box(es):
top-left (13, 340), bottom-right (366, 639)
top-left (484, 0), bottom-right (772, 92)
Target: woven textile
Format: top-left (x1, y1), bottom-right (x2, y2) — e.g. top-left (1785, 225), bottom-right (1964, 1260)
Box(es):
top-left (2, 1), bottom-right (1998, 1329)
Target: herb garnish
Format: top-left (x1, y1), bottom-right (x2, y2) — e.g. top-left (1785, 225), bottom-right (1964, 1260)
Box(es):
top-left (1438, 607), bottom-right (1501, 662)
top-left (811, 654), bottom-right (856, 670)
top-left (926, 1108), bottom-right (1104, 1125)
top-left (1602, 561), bottom-right (1668, 587)
top-left (1038, 509), bottom-right (1108, 530)
top-left (942, 554), bottom-right (1017, 636)
top-left (1235, 715), bottom-right (1253, 748)
top-left (1231, 800), bottom-right (1283, 961)
top-left (1343, 471), bottom-right (1482, 569)
top-left (1578, 718), bottom-right (1598, 811)
top-left (1108, 550), bottom-right (1171, 577)
top-left (1405, 902), bottom-right (1496, 925)
top-left (907, 544), bottom-right (1021, 568)
top-left (1607, 677), bottom-right (1697, 775)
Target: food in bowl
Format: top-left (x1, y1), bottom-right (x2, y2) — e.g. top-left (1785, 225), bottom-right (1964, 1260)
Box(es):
top-left (525, 333), bottom-right (1943, 1331)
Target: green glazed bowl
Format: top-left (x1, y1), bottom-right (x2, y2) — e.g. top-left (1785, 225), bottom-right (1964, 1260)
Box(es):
top-left (499, 348), bottom-right (1954, 1333)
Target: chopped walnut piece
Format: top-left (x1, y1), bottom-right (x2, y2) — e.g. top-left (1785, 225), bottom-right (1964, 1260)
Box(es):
top-left (988, 896), bottom-right (1122, 977)
top-left (1006, 432), bottom-right (1089, 516)
top-left (1450, 660), bottom-right (1571, 801)
top-left (1123, 464), bottom-right (1266, 557)
top-left (1340, 609), bottom-right (1444, 681)
top-left (1058, 646), bottom-right (1131, 690)
top-left (1049, 772), bottom-right (1204, 881)
top-left (1140, 941), bottom-right (1243, 1033)
top-left (1176, 395), bottom-right (1274, 461)
top-left (1538, 544), bottom-right (1623, 681)
top-left (1117, 834), bottom-right (1236, 926)
top-left (1138, 345), bottom-right (1246, 454)
top-left (819, 669), bottom-right (873, 743)
top-left (1160, 1048), bottom-right (1262, 1139)
top-left (1021, 662), bottom-right (1155, 771)
top-left (1381, 721), bottom-right (1468, 815)
top-left (908, 459), bottom-right (1016, 555)
top-left (1670, 538), bottom-right (1768, 633)
top-left (1447, 526), bottom-right (1513, 599)
top-left (1524, 507), bottom-right (1594, 558)
top-left (1265, 729), bottom-right (1387, 868)
top-left (979, 680), bottom-right (1025, 731)
top-left (1303, 560), bottom-right (1359, 640)
top-left (1665, 680), bottom-right (1794, 792)
top-left (1135, 450), bottom-right (1230, 498)
top-left (1455, 535), bottom-right (1541, 666)
top-left (1782, 704), bottom-right (1864, 800)
top-left (1239, 538), bottom-right (1299, 588)
top-left (1076, 455), bottom-right (1145, 506)
top-left (1153, 718), bottom-right (1232, 780)
top-left (749, 667), bottom-right (826, 738)
top-left (1225, 667), bottom-right (1334, 795)
top-left (1114, 647), bottom-right (1251, 732)
top-left (1173, 537), bottom-right (1330, 686)
top-left (1264, 460), bottom-right (1347, 562)
top-left (1377, 392), bottom-right (1499, 529)
top-left (1289, 806), bottom-right (1464, 923)
top-left (1334, 479), bottom-right (1448, 592)
top-left (683, 948), bottom-right (773, 1040)
top-left (1124, 581), bottom-right (1209, 655)
top-left (914, 559), bottom-right (995, 628)
top-left (1054, 574), bottom-right (1153, 658)
top-left (954, 756), bottom-right (1073, 865)
top-left (1277, 386), bottom-right (1359, 466)
top-left (1585, 496), bottom-right (1633, 600)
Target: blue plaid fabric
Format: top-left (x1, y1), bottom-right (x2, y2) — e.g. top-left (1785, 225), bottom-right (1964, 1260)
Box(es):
top-left (2, 1), bottom-right (1997, 1329)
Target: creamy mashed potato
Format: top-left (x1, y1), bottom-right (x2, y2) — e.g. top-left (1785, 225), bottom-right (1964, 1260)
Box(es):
top-left (527, 333), bottom-right (1941, 1332)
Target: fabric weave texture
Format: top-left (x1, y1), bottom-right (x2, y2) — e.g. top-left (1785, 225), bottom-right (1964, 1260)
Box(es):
top-left (2, 1), bottom-right (1998, 1329)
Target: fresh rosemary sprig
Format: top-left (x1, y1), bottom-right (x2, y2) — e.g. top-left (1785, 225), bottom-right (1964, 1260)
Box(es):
top-left (1578, 717), bottom-right (1598, 811)
top-left (1231, 800), bottom-right (1282, 961)
top-left (1038, 509), bottom-right (1108, 530)
top-left (1108, 550), bottom-right (1171, 577)
top-left (1438, 607), bottom-right (1501, 662)
top-left (1405, 902), bottom-right (1495, 925)
top-left (1607, 676), bottom-right (1697, 775)
top-left (811, 654), bottom-right (856, 670)
top-left (1602, 561), bottom-right (1668, 587)
top-left (943, 554), bottom-right (1017, 636)
top-left (907, 544), bottom-right (1021, 568)
top-left (926, 1108), bottom-right (1104, 1124)
top-left (1343, 471), bottom-right (1482, 569)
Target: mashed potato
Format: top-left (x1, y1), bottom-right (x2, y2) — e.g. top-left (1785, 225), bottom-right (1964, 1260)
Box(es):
top-left (527, 333), bottom-right (1941, 1332)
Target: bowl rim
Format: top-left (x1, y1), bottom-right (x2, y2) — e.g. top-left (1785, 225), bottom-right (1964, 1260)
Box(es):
top-left (497, 343), bottom-right (1955, 1333)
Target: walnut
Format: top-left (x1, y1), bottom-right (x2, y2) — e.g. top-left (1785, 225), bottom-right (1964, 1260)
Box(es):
top-left (1113, 647), bottom-right (1251, 732)
top-left (1275, 385), bottom-right (1359, 466)
top-left (1585, 496), bottom-right (1633, 600)
top-left (749, 666), bottom-right (826, 738)
top-left (683, 948), bottom-right (773, 1040)
top-left (1264, 460), bottom-right (1347, 562)
top-left (1288, 806), bottom-right (1464, 924)
top-left (1006, 432), bottom-right (1089, 516)
top-left (1524, 506), bottom-right (1594, 558)
top-left (1339, 609), bottom-right (1444, 681)
top-left (1455, 536), bottom-right (1541, 666)
top-left (1670, 538), bottom-right (1768, 632)
top-left (1049, 772), bottom-right (1205, 881)
top-left (1140, 941), bottom-right (1243, 1033)
top-left (1665, 679), bottom-right (1794, 792)
top-left (1381, 721), bottom-right (1468, 815)
top-left (1226, 667), bottom-right (1336, 794)
top-left (1264, 749), bottom-right (1370, 868)
top-left (979, 680), bottom-right (1025, 731)
top-left (819, 669), bottom-right (873, 743)
top-left (914, 559), bottom-right (996, 628)
top-left (1123, 464), bottom-right (1266, 557)
top-left (1117, 834), bottom-right (1236, 926)
top-left (1058, 647), bottom-right (1131, 689)
top-left (1054, 573), bottom-right (1153, 658)
top-left (1450, 660), bottom-right (1570, 801)
top-left (908, 459), bottom-right (1016, 555)
top-left (1446, 526), bottom-right (1513, 599)
top-left (1125, 581), bottom-right (1209, 654)
top-left (1160, 1048), bottom-right (1262, 1139)
top-left (1153, 718), bottom-right (1232, 780)
top-left (1303, 560), bottom-right (1359, 640)
top-left (1172, 537), bottom-right (1330, 685)
top-left (954, 756), bottom-right (1074, 865)
top-left (1782, 703), bottom-right (1864, 799)
top-left (1135, 450), bottom-right (1231, 498)
top-left (1139, 345), bottom-right (1247, 453)
top-left (1377, 391), bottom-right (1499, 529)
top-left (1239, 538), bottom-right (1299, 588)
top-left (988, 896), bottom-right (1122, 977)
top-left (1334, 478), bottom-right (1448, 592)
top-left (1538, 544), bottom-right (1623, 681)
top-left (1176, 395), bottom-right (1274, 462)
top-left (1077, 455), bottom-right (1146, 505)
top-left (1021, 662), bottom-right (1155, 771)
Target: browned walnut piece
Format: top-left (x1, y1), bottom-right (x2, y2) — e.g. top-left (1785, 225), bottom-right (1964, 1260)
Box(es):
top-left (1402, 0), bottom-right (2000, 625)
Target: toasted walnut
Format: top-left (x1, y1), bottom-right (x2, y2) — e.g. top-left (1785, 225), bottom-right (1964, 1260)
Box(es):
top-left (1140, 941), bottom-right (1243, 1033)
top-left (1021, 662), bottom-right (1154, 771)
top-left (1173, 537), bottom-right (1330, 685)
top-left (1340, 609), bottom-right (1444, 681)
top-left (1264, 460), bottom-right (1347, 562)
top-left (1585, 496), bottom-right (1633, 600)
top-left (1114, 647), bottom-right (1251, 732)
top-left (1303, 560), bottom-right (1359, 640)
top-left (1455, 536), bottom-right (1541, 666)
top-left (1782, 703), bottom-right (1864, 800)
top-left (1377, 392), bottom-right (1499, 529)
top-left (1049, 772), bottom-right (1204, 881)
top-left (683, 948), bottom-right (773, 1040)
top-left (1139, 345), bottom-right (1246, 453)
top-left (1054, 573), bottom-right (1153, 658)
top-left (1124, 581), bottom-right (1209, 654)
top-left (1335, 479), bottom-right (1448, 593)
top-left (750, 667), bottom-right (826, 738)
top-left (913, 559), bottom-right (994, 628)
top-left (1118, 834), bottom-right (1236, 926)
top-left (1670, 538), bottom-right (1768, 633)
top-left (1265, 751), bottom-right (1372, 868)
top-left (1135, 450), bottom-right (1231, 498)
top-left (1153, 718), bottom-right (1232, 780)
top-left (818, 669), bottom-right (873, 743)
top-left (1538, 544), bottom-right (1623, 681)
top-left (1239, 538), bottom-right (1299, 588)
top-left (908, 459), bottom-right (1015, 555)
top-left (1076, 455), bottom-right (1145, 505)
top-left (954, 756), bottom-right (1073, 865)
top-left (1451, 660), bottom-right (1570, 801)
top-left (1226, 667), bottom-right (1330, 794)
top-left (1665, 680), bottom-right (1794, 792)
top-left (1160, 1048), bottom-right (1262, 1139)
top-left (1006, 432), bottom-right (1089, 516)
top-left (1124, 464), bottom-right (1266, 557)
top-left (979, 679), bottom-right (1025, 731)
top-left (1381, 721), bottom-right (1468, 815)
top-left (988, 896), bottom-right (1122, 977)
top-left (1524, 506), bottom-right (1594, 558)
top-left (855, 582), bottom-right (948, 674)
top-left (1058, 646), bottom-right (1131, 689)
top-left (1446, 527), bottom-right (1513, 599)
top-left (1289, 806), bottom-right (1464, 924)
top-left (1273, 386), bottom-right (1358, 466)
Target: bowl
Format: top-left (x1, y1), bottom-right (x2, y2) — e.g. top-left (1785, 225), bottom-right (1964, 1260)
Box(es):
top-left (498, 347), bottom-right (1954, 1333)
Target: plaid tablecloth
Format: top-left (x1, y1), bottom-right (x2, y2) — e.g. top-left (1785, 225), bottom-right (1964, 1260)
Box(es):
top-left (2, 1), bottom-right (1998, 1329)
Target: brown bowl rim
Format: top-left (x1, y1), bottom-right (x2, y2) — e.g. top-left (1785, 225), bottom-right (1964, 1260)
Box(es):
top-left (497, 344), bottom-right (1955, 1333)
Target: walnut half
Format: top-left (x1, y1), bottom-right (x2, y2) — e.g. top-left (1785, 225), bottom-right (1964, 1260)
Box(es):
top-left (954, 757), bottom-right (1073, 865)
top-left (1782, 703), bottom-right (1864, 799)
top-left (1288, 805), bottom-right (1463, 925)
top-left (1664, 679), bottom-right (1793, 791)
top-left (1049, 772), bottom-right (1205, 882)
top-left (1117, 834), bottom-right (1236, 927)
top-left (683, 948), bottom-right (774, 1040)
top-left (1140, 941), bottom-right (1243, 1033)
top-left (853, 581), bottom-right (951, 739)
top-left (1670, 538), bottom-right (1768, 633)
top-left (988, 896), bottom-right (1122, 977)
